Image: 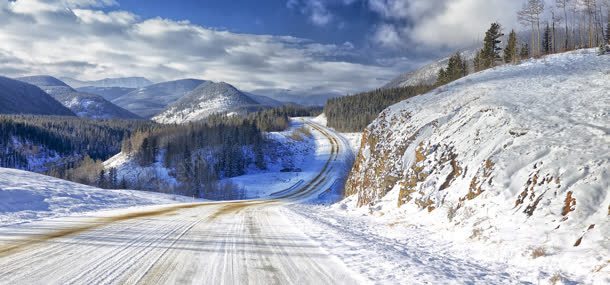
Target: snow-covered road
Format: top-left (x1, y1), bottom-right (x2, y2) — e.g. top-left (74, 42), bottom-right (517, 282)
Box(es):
top-left (0, 119), bottom-right (367, 285)
top-left (0, 118), bottom-right (572, 284)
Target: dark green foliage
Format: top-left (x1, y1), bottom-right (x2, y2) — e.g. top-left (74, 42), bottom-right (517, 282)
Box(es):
top-left (479, 22), bottom-right (504, 70)
top-left (473, 50), bottom-right (483, 72)
top-left (543, 24), bottom-right (552, 54)
top-left (324, 85), bottom-right (434, 132)
top-left (520, 43), bottom-right (530, 59)
top-left (247, 105), bottom-right (321, 132)
top-left (436, 53), bottom-right (468, 86)
top-left (0, 115), bottom-right (150, 171)
top-left (504, 30), bottom-right (518, 63)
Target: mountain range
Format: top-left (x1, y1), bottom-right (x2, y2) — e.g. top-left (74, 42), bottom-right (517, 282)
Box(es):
top-left (17, 76), bottom-right (141, 120)
top-left (0, 76), bottom-right (75, 116)
top-left (111, 79), bottom-right (206, 118)
top-left (61, 77), bottom-right (153, 89)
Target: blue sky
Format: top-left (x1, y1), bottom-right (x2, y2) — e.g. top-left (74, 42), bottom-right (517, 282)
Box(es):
top-left (0, 0), bottom-right (524, 96)
top-left (112, 0), bottom-right (377, 46)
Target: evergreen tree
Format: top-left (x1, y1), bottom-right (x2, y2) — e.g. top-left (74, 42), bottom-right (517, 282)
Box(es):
top-left (520, 43), bottom-right (530, 59)
top-left (542, 23), bottom-right (552, 54)
top-left (436, 52), bottom-right (468, 86)
top-left (606, 19), bottom-right (610, 45)
top-left (473, 50), bottom-right (483, 72)
top-left (480, 22), bottom-right (504, 69)
top-left (504, 30), bottom-right (518, 63)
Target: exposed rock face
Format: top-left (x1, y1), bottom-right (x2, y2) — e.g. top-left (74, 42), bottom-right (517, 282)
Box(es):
top-left (344, 50), bottom-right (609, 269)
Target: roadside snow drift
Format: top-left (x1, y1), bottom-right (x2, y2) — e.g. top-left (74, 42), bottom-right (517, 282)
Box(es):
top-left (345, 49), bottom-right (609, 283)
top-left (0, 168), bottom-right (192, 226)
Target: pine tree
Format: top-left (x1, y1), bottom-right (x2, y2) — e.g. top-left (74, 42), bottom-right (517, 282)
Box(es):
top-left (542, 24), bottom-right (552, 54)
top-left (520, 43), bottom-right (530, 59)
top-left (480, 22), bottom-right (504, 69)
top-left (473, 50), bottom-right (483, 72)
top-left (504, 30), bottom-right (518, 63)
top-left (606, 19), bottom-right (610, 45)
top-left (436, 52), bottom-right (467, 86)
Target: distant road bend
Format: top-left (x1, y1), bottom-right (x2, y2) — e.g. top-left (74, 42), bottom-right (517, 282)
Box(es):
top-left (0, 118), bottom-right (364, 285)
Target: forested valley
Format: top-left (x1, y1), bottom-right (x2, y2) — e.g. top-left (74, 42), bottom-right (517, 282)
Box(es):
top-left (0, 106), bottom-right (320, 199)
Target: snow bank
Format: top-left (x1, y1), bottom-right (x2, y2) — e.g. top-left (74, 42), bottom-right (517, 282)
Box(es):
top-left (0, 168), bottom-right (194, 226)
top-left (345, 49), bottom-right (609, 284)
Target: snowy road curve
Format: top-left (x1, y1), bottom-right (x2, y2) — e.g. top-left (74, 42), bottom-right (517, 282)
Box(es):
top-left (0, 120), bottom-right (366, 285)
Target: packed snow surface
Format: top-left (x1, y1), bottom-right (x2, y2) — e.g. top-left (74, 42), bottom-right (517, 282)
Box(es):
top-left (346, 49), bottom-right (609, 284)
top-left (0, 168), bottom-right (194, 226)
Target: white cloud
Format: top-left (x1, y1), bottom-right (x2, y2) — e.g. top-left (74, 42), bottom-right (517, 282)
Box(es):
top-left (287, 0), bottom-right (334, 26)
top-left (0, 0), bottom-right (399, 95)
top-left (368, 0), bottom-right (524, 49)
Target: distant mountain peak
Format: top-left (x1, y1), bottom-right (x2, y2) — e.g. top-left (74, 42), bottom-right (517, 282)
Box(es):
top-left (153, 81), bottom-right (264, 124)
top-left (60, 76), bottom-right (153, 89)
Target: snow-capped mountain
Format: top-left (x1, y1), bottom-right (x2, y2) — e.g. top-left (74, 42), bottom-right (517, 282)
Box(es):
top-left (112, 79), bottom-right (206, 118)
top-left (16, 76), bottom-right (140, 120)
top-left (153, 81), bottom-right (264, 124)
top-left (76, 86), bottom-right (135, 101)
top-left (345, 49), bottom-right (609, 280)
top-left (383, 49), bottom-right (478, 89)
top-left (61, 77), bottom-right (153, 89)
top-left (0, 76), bottom-right (75, 116)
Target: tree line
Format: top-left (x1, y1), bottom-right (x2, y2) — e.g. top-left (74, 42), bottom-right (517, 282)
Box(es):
top-left (324, 85), bottom-right (435, 132)
top-left (0, 106), bottom-right (319, 198)
top-left (325, 1), bottom-right (610, 133)
top-left (517, 0), bottom-right (609, 56)
top-left (0, 115), bottom-right (150, 171)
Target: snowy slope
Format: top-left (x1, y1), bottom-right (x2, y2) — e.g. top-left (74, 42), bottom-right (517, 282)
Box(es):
top-left (16, 76), bottom-right (140, 120)
top-left (61, 77), bottom-right (152, 89)
top-left (383, 49), bottom-right (477, 89)
top-left (345, 49), bottom-right (609, 283)
top-left (0, 76), bottom-right (74, 116)
top-left (0, 167), bottom-right (194, 226)
top-left (112, 79), bottom-right (206, 118)
top-left (153, 81), bottom-right (263, 124)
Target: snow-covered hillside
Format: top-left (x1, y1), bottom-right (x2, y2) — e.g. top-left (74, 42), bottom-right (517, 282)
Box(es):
top-left (0, 168), bottom-right (194, 226)
top-left (112, 79), bottom-right (206, 118)
top-left (61, 77), bottom-right (153, 89)
top-left (384, 49), bottom-right (477, 89)
top-left (16, 76), bottom-right (140, 120)
top-left (153, 81), bottom-right (263, 124)
top-left (0, 76), bottom-right (74, 116)
top-left (345, 49), bottom-right (609, 283)
top-left (104, 120), bottom-right (317, 197)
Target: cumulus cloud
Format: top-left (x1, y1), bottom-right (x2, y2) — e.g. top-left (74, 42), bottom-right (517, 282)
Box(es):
top-left (287, 0), bottom-right (334, 26)
top-left (0, 0), bottom-right (401, 95)
top-left (368, 0), bottom-right (524, 49)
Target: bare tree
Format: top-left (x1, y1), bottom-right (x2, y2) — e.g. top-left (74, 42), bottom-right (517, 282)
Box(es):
top-left (519, 0), bottom-right (545, 55)
top-left (556, 0), bottom-right (572, 49)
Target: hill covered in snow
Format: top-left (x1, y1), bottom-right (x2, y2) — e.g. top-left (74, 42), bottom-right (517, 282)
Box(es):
top-left (112, 79), bottom-right (206, 118)
top-left (0, 167), bottom-right (194, 226)
top-left (383, 49), bottom-right (477, 89)
top-left (153, 82), bottom-right (265, 124)
top-left (61, 77), bottom-right (153, 89)
top-left (0, 76), bottom-right (75, 116)
top-left (16, 76), bottom-right (140, 120)
top-left (345, 49), bottom-right (609, 283)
